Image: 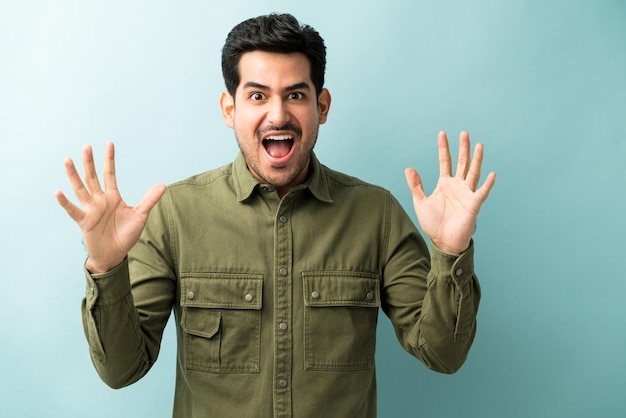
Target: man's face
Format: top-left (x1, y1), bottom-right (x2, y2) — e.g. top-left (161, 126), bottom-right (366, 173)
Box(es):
top-left (220, 51), bottom-right (331, 197)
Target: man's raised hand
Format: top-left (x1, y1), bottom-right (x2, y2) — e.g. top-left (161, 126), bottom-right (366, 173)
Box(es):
top-left (405, 131), bottom-right (496, 254)
top-left (55, 142), bottom-right (166, 273)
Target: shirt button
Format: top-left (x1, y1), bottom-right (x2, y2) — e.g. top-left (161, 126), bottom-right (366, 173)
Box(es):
top-left (245, 293), bottom-right (254, 302)
top-left (186, 291), bottom-right (196, 300)
top-left (279, 267), bottom-right (288, 276)
top-left (279, 322), bottom-right (288, 331)
top-left (366, 292), bottom-right (374, 301)
top-left (455, 268), bottom-right (463, 277)
top-left (279, 215), bottom-right (288, 223)
top-left (311, 291), bottom-right (320, 299)
top-left (278, 379), bottom-right (288, 388)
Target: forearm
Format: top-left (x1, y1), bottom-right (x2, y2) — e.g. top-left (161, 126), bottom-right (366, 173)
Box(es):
top-left (383, 237), bottom-right (481, 374)
top-left (81, 259), bottom-right (169, 388)
top-left (408, 242), bottom-right (481, 373)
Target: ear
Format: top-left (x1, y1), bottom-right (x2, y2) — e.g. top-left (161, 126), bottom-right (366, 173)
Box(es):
top-left (317, 88), bottom-right (331, 125)
top-left (220, 91), bottom-right (235, 128)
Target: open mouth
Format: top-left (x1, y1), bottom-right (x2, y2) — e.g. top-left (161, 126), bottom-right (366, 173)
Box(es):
top-left (263, 135), bottom-right (294, 159)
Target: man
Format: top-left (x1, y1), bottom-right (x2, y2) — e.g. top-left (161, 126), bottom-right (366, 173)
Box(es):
top-left (55, 13), bottom-right (495, 418)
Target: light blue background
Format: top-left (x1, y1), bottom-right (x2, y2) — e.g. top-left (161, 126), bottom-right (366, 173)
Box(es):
top-left (1, 1), bottom-right (625, 417)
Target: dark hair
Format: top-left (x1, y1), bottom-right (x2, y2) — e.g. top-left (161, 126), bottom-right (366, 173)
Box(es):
top-left (221, 13), bottom-right (326, 98)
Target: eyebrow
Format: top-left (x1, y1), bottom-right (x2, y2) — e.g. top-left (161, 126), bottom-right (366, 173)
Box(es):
top-left (242, 81), bottom-right (311, 92)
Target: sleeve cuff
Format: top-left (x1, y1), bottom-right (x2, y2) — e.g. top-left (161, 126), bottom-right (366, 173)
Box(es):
top-left (430, 240), bottom-right (475, 286)
top-left (84, 258), bottom-right (132, 309)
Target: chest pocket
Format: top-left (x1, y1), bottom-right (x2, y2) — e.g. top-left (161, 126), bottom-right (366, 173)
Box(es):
top-left (180, 273), bottom-right (262, 373)
top-left (302, 272), bottom-right (381, 371)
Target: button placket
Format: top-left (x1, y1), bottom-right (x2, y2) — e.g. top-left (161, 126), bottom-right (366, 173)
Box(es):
top-left (273, 198), bottom-right (294, 415)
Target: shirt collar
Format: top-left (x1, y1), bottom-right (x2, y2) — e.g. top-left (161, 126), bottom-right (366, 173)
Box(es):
top-left (232, 152), bottom-right (333, 203)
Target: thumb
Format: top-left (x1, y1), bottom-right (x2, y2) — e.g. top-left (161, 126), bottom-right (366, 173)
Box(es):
top-left (136, 184), bottom-right (167, 217)
top-left (404, 168), bottom-right (425, 201)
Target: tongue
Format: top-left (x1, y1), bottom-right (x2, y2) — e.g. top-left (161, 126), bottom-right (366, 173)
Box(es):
top-left (265, 141), bottom-right (291, 158)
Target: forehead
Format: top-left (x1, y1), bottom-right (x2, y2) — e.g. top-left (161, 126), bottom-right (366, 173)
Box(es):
top-left (237, 51), bottom-right (312, 91)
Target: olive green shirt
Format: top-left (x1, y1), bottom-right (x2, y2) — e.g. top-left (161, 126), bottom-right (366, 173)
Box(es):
top-left (82, 152), bottom-right (481, 418)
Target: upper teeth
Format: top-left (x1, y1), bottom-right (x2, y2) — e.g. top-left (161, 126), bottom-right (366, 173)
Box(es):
top-left (266, 135), bottom-right (292, 141)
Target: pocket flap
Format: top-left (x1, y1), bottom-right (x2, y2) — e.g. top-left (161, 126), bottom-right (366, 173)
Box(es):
top-left (302, 272), bottom-right (380, 307)
top-left (180, 273), bottom-right (263, 309)
top-left (181, 308), bottom-right (221, 339)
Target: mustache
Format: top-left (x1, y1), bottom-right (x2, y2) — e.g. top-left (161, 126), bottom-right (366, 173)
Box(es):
top-left (256, 123), bottom-right (302, 138)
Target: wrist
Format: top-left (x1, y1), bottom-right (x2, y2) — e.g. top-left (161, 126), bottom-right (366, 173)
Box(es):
top-left (431, 240), bottom-right (470, 256)
top-left (85, 256), bottom-right (126, 274)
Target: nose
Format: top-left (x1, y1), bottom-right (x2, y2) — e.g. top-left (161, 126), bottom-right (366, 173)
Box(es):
top-left (266, 97), bottom-right (291, 127)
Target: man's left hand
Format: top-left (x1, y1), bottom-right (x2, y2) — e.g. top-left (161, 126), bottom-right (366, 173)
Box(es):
top-left (405, 131), bottom-right (496, 254)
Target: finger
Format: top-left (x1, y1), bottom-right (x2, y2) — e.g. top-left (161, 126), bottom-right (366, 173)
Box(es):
top-left (404, 168), bottom-right (426, 201)
top-left (474, 172), bottom-right (496, 204)
top-left (54, 189), bottom-right (85, 223)
top-left (465, 143), bottom-right (484, 191)
top-left (135, 184), bottom-right (167, 218)
top-left (82, 144), bottom-right (103, 195)
top-left (438, 131), bottom-right (452, 178)
top-left (64, 157), bottom-right (92, 205)
top-left (455, 131), bottom-right (471, 179)
top-left (103, 141), bottom-right (118, 191)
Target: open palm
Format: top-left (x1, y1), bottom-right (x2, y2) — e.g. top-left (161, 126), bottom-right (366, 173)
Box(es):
top-left (405, 131), bottom-right (496, 255)
top-left (55, 142), bottom-right (166, 273)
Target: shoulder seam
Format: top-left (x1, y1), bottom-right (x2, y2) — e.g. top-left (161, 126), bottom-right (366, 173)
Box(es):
top-left (166, 163), bottom-right (233, 189)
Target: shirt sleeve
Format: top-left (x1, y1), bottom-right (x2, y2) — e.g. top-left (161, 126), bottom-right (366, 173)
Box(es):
top-left (81, 196), bottom-right (176, 388)
top-left (380, 195), bottom-right (481, 374)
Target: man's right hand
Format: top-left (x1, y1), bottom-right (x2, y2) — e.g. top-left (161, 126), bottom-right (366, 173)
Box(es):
top-left (55, 142), bottom-right (167, 273)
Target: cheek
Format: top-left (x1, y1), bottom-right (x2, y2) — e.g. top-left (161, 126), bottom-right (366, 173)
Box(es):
top-left (233, 113), bottom-right (259, 136)
top-left (302, 113), bottom-right (322, 136)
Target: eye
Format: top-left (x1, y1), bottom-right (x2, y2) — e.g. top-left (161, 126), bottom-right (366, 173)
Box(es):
top-left (249, 92), bottom-right (265, 101)
top-left (287, 92), bottom-right (304, 100)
